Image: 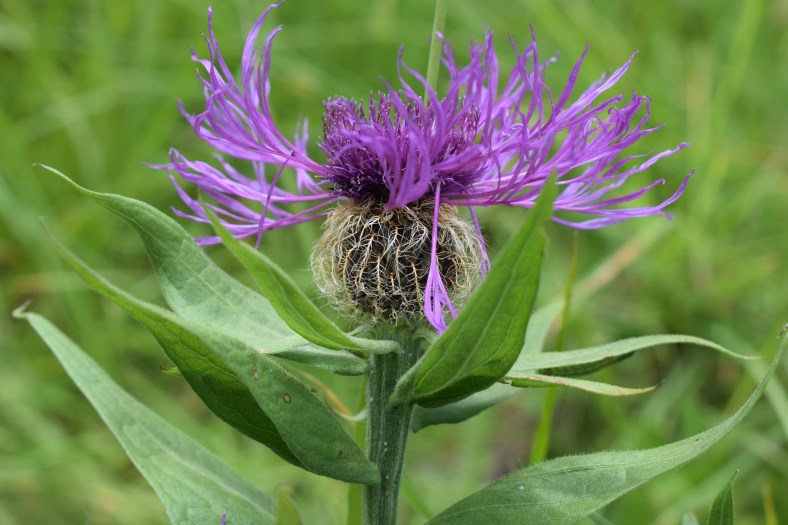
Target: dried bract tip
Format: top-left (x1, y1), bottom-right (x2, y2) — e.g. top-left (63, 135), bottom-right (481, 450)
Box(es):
top-left (311, 202), bottom-right (482, 325)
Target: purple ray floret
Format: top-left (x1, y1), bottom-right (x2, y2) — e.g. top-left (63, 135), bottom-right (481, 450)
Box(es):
top-left (154, 3), bottom-right (691, 331)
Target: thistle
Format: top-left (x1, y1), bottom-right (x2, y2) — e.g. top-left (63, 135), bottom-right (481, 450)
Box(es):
top-left (155, 2), bottom-right (690, 333)
top-left (23, 4), bottom-right (783, 525)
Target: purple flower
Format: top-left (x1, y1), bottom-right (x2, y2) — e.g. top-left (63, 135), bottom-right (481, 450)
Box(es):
top-left (154, 3), bottom-right (690, 332)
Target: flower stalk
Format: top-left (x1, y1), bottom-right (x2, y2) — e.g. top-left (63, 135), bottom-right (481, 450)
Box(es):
top-left (363, 326), bottom-right (422, 525)
top-left (424, 0), bottom-right (447, 101)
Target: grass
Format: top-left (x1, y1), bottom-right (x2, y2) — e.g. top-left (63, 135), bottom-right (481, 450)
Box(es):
top-left (1, 0), bottom-right (786, 523)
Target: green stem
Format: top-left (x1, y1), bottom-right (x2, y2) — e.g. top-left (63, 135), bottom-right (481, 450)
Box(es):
top-left (424, 0), bottom-right (448, 101)
top-left (529, 388), bottom-right (557, 464)
top-left (362, 6), bottom-right (445, 521)
top-left (529, 233), bottom-right (579, 465)
top-left (363, 327), bottom-right (421, 525)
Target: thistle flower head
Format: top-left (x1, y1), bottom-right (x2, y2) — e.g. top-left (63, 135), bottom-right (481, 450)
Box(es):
top-left (154, 3), bottom-right (691, 332)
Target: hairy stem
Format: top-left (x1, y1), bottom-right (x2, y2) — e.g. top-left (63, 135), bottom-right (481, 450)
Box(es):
top-left (363, 326), bottom-right (421, 525)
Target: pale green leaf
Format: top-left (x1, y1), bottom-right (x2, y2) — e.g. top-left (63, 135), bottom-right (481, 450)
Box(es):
top-left (425, 335), bottom-right (784, 525)
top-left (392, 177), bottom-right (556, 408)
top-left (504, 373), bottom-right (656, 396)
top-left (16, 309), bottom-right (274, 525)
top-left (682, 514), bottom-right (701, 525)
top-left (512, 335), bottom-right (756, 378)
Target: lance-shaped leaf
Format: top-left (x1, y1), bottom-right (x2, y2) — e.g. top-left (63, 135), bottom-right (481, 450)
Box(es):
top-left (265, 341), bottom-right (367, 376)
top-left (504, 373), bottom-right (655, 396)
top-left (707, 472), bottom-right (737, 525)
top-left (16, 308), bottom-right (275, 525)
top-left (512, 335), bottom-right (756, 378)
top-left (48, 233), bottom-right (379, 484)
top-left (413, 370), bottom-right (652, 433)
top-left (41, 165), bottom-right (366, 376)
top-left (392, 177), bottom-right (556, 408)
top-left (204, 203), bottom-right (397, 354)
top-left (425, 335), bottom-right (785, 525)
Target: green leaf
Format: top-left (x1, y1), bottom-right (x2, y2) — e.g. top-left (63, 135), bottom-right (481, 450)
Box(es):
top-left (266, 341), bottom-right (368, 376)
top-left (15, 308), bottom-right (275, 525)
top-left (47, 232), bottom-right (379, 484)
top-left (512, 335), bottom-right (756, 378)
top-left (425, 335), bottom-right (785, 525)
top-left (407, 234), bottom-right (683, 430)
top-left (41, 165), bottom-right (366, 376)
top-left (411, 383), bottom-right (514, 432)
top-left (392, 176), bottom-right (556, 408)
top-left (504, 373), bottom-right (655, 396)
top-left (274, 485), bottom-right (302, 525)
top-left (205, 203), bottom-right (397, 355)
top-left (410, 300), bottom-right (567, 431)
top-left (707, 471), bottom-right (738, 525)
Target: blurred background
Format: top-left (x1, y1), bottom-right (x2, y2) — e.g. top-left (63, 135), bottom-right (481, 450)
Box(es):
top-left (1, 0), bottom-right (786, 523)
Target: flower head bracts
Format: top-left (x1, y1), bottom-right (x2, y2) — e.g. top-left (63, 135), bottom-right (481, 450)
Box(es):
top-left (155, 3), bottom-right (691, 331)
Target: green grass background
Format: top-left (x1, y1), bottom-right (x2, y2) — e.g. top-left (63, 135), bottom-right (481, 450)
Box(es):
top-left (1, 0), bottom-right (786, 523)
